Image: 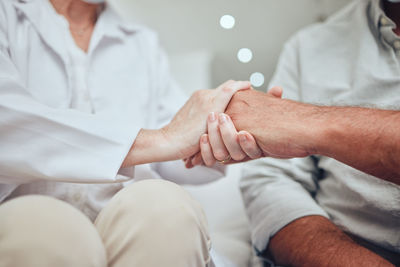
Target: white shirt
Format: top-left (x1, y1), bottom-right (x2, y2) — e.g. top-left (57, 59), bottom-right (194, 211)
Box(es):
top-left (241, 0), bottom-right (400, 256)
top-left (66, 31), bottom-right (93, 114)
top-left (0, 0), bottom-right (222, 221)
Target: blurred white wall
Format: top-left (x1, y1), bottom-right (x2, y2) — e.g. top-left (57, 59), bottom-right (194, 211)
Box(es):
top-left (110, 0), bottom-right (352, 91)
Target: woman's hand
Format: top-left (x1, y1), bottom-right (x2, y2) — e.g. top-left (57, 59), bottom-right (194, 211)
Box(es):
top-left (184, 112), bottom-right (263, 168)
top-left (162, 80), bottom-right (252, 160)
top-left (122, 80), bottom-right (251, 167)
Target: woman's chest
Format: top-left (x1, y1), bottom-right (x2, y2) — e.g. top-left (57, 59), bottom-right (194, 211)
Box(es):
top-left (8, 26), bottom-right (158, 126)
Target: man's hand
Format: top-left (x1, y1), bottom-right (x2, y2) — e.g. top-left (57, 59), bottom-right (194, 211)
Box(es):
top-left (225, 88), bottom-right (400, 184)
top-left (225, 88), bottom-right (321, 159)
top-left (268, 216), bottom-right (394, 267)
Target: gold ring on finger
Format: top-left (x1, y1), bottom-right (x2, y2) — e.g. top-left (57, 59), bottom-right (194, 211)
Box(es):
top-left (218, 155), bottom-right (232, 164)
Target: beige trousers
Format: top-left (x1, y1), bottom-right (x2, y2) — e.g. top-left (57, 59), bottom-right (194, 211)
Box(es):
top-left (0, 180), bottom-right (212, 267)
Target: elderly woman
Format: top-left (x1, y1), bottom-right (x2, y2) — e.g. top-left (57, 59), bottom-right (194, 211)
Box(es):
top-left (0, 0), bottom-right (262, 266)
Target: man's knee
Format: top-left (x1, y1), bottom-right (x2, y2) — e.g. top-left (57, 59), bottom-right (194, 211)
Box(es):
top-left (0, 195), bottom-right (106, 267)
top-left (95, 179), bottom-right (211, 267)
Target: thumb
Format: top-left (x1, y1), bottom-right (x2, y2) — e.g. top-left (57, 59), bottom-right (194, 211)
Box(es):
top-left (215, 80), bottom-right (252, 110)
top-left (216, 80), bottom-right (252, 96)
top-left (267, 86), bottom-right (283, 98)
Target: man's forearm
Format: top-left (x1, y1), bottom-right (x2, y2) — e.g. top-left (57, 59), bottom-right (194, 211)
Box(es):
top-left (226, 90), bottom-right (400, 184)
top-left (313, 106), bottom-right (400, 185)
top-left (268, 216), bottom-right (394, 267)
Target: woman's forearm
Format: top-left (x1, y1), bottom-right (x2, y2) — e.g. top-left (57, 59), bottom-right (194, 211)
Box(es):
top-left (122, 128), bottom-right (179, 167)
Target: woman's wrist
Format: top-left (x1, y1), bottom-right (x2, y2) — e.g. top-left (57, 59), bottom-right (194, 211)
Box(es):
top-left (161, 125), bottom-right (196, 160)
top-left (122, 128), bottom-right (179, 167)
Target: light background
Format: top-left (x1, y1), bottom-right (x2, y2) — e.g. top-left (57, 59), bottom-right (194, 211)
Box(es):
top-left (111, 0), bottom-right (352, 92)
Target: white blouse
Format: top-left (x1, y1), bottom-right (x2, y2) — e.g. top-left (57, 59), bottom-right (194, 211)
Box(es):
top-left (0, 0), bottom-right (221, 220)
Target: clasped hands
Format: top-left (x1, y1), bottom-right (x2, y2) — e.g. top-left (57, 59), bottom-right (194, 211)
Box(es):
top-left (162, 80), bottom-right (318, 169)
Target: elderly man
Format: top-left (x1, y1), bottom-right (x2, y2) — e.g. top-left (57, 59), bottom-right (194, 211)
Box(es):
top-left (223, 0), bottom-right (400, 266)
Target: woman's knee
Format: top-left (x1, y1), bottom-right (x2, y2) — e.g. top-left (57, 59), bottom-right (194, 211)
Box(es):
top-left (97, 179), bottom-right (208, 229)
top-left (0, 195), bottom-right (106, 267)
top-left (95, 179), bottom-right (211, 267)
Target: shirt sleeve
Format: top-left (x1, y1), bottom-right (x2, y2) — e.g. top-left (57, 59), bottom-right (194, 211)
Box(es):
top-left (240, 35), bottom-right (329, 252)
top-left (0, 8), bottom-right (139, 185)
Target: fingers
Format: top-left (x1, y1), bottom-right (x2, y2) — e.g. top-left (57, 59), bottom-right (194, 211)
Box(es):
top-left (207, 112), bottom-right (230, 161)
top-left (199, 134), bottom-right (217, 166)
top-left (191, 152), bottom-right (204, 166)
top-left (184, 152), bottom-right (205, 168)
top-left (214, 81), bottom-right (252, 109)
top-left (186, 111), bottom-right (259, 168)
top-left (217, 80), bottom-right (252, 94)
top-left (267, 86), bottom-right (283, 98)
top-left (184, 135), bottom-right (218, 168)
top-left (218, 114), bottom-right (247, 161)
top-left (238, 131), bottom-right (263, 159)
top-left (184, 157), bottom-right (194, 168)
